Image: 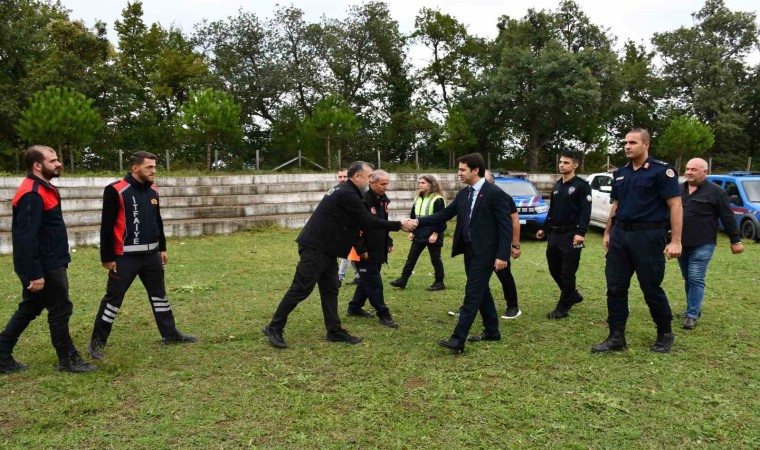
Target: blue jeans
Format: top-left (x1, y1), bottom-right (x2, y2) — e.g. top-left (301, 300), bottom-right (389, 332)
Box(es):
top-left (338, 258), bottom-right (359, 282)
top-left (677, 244), bottom-right (716, 319)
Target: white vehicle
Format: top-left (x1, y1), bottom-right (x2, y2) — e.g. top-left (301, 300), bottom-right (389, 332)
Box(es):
top-left (585, 172), bottom-right (614, 229)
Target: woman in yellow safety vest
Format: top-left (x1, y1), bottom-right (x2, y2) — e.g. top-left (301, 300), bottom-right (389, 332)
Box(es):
top-left (389, 175), bottom-right (447, 291)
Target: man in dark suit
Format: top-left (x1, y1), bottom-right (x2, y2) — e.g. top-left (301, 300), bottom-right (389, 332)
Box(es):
top-left (414, 153), bottom-right (513, 353)
top-left (262, 161), bottom-right (415, 348)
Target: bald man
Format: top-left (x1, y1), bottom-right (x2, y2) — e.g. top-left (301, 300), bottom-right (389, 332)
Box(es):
top-left (678, 158), bottom-right (743, 329)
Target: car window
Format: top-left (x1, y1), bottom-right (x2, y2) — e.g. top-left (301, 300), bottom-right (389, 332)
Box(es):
top-left (725, 181), bottom-right (742, 205)
top-left (711, 179), bottom-right (723, 187)
top-left (591, 175), bottom-right (612, 190)
top-left (741, 180), bottom-right (760, 203)
top-left (495, 181), bottom-right (538, 197)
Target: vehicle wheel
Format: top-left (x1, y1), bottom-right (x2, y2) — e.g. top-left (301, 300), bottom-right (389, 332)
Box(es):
top-left (740, 219), bottom-right (759, 242)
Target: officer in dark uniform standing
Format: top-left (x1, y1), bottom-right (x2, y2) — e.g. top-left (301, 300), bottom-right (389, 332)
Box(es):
top-left (537, 150), bottom-right (591, 319)
top-left (0, 145), bottom-right (96, 374)
top-left (593, 129), bottom-right (682, 354)
top-left (346, 170), bottom-right (399, 328)
top-left (87, 151), bottom-right (196, 360)
top-left (262, 161), bottom-right (414, 349)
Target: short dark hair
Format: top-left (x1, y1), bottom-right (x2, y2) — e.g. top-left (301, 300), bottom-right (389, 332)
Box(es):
top-left (561, 150), bottom-right (580, 164)
top-left (628, 128), bottom-right (651, 143)
top-left (24, 145), bottom-right (54, 171)
top-left (130, 151), bottom-right (157, 167)
top-left (347, 161), bottom-right (373, 178)
top-left (457, 153), bottom-right (486, 177)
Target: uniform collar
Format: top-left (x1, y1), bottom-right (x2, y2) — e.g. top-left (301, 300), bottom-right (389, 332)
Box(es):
top-left (125, 172), bottom-right (153, 190)
top-left (26, 173), bottom-right (56, 190)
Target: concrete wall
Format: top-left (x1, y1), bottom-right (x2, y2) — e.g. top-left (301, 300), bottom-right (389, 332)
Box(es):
top-left (0, 172), bottom-right (561, 255)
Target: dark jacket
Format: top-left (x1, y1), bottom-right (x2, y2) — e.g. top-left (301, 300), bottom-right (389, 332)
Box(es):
top-left (418, 180), bottom-right (512, 267)
top-left (681, 180), bottom-right (741, 246)
top-left (297, 179), bottom-right (402, 258)
top-left (353, 189), bottom-right (394, 264)
top-left (12, 174), bottom-right (71, 278)
top-left (100, 173), bottom-right (166, 262)
top-left (409, 194), bottom-right (446, 246)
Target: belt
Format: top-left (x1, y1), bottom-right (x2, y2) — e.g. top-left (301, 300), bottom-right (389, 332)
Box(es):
top-left (616, 221), bottom-right (668, 231)
top-left (550, 224), bottom-right (578, 234)
top-left (123, 242), bottom-right (159, 253)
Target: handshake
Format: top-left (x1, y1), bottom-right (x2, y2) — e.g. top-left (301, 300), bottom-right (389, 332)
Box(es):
top-left (401, 218), bottom-right (419, 232)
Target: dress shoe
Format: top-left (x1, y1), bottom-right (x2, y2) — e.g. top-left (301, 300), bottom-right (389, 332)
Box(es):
top-left (547, 309), bottom-right (569, 319)
top-left (57, 352), bottom-right (97, 373)
top-left (467, 332), bottom-right (501, 342)
top-left (389, 278), bottom-right (407, 289)
top-left (651, 332), bottom-right (675, 353)
top-left (437, 338), bottom-right (465, 353)
top-left (161, 332), bottom-right (197, 345)
top-left (87, 341), bottom-right (105, 360)
top-left (426, 282), bottom-right (445, 291)
top-left (0, 355), bottom-right (27, 374)
top-left (591, 326), bottom-right (627, 353)
top-left (346, 308), bottom-right (374, 318)
top-left (326, 328), bottom-right (362, 344)
top-left (501, 307), bottom-right (522, 320)
top-left (378, 314), bottom-right (399, 329)
top-left (262, 326), bottom-right (287, 348)
top-left (682, 317), bottom-right (696, 330)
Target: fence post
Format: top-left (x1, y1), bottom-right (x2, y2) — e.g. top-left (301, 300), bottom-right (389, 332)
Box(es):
top-left (748, 157), bottom-right (753, 172)
top-left (708, 157), bottom-right (712, 174)
top-left (415, 150), bottom-right (419, 169)
top-left (298, 149), bottom-right (302, 168)
top-left (214, 149), bottom-right (219, 170)
top-left (256, 149), bottom-right (260, 171)
top-left (119, 149), bottom-right (123, 172)
top-left (377, 150), bottom-right (381, 169)
top-left (165, 149), bottom-right (170, 171)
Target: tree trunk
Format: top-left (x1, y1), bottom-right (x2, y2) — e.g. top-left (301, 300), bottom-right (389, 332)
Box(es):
top-left (527, 137), bottom-right (540, 172)
top-left (326, 134), bottom-right (331, 170)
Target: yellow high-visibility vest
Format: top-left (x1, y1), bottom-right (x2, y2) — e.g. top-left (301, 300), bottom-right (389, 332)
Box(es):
top-left (414, 194), bottom-right (445, 217)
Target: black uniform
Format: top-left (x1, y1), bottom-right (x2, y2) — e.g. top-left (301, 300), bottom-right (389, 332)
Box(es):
top-left (347, 189), bottom-right (394, 318)
top-left (90, 173), bottom-right (183, 348)
top-left (394, 194), bottom-right (446, 287)
top-left (606, 158), bottom-right (680, 332)
top-left (542, 176), bottom-right (592, 314)
top-left (0, 174), bottom-right (77, 362)
top-left (494, 195), bottom-right (520, 312)
top-left (269, 180), bottom-right (402, 333)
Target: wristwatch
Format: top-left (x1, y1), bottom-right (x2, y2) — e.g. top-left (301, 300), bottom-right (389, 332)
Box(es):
top-left (512, 244), bottom-right (521, 249)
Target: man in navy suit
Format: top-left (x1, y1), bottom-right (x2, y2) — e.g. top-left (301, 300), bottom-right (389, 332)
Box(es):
top-left (414, 153), bottom-right (513, 352)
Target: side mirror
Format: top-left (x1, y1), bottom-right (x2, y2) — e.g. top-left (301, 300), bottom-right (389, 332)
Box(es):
top-left (729, 194), bottom-right (742, 205)
top-left (542, 193), bottom-right (551, 200)
top-left (599, 185), bottom-right (612, 193)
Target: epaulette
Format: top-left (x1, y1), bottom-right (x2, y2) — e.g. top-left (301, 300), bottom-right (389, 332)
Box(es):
top-left (651, 159), bottom-right (670, 166)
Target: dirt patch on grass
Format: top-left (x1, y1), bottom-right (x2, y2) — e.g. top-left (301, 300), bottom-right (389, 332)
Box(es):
top-left (404, 377), bottom-right (426, 390)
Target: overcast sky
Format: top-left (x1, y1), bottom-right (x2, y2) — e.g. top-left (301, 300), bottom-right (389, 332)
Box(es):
top-left (60, 0), bottom-right (759, 65)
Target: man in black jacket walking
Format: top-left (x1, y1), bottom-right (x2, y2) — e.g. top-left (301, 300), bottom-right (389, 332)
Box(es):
top-left (346, 170), bottom-right (399, 328)
top-left (0, 145), bottom-right (96, 374)
top-left (263, 161), bottom-right (415, 348)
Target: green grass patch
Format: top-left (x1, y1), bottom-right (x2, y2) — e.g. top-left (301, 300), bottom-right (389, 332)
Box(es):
top-left (0, 228), bottom-right (758, 448)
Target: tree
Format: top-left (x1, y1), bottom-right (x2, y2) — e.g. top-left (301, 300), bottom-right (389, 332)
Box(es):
top-left (300, 95), bottom-right (360, 169)
top-left (658, 116), bottom-right (715, 171)
top-left (177, 89), bottom-right (243, 171)
top-left (16, 86), bottom-right (102, 170)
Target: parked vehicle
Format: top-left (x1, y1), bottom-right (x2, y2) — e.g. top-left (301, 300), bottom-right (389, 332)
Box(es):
top-left (706, 171), bottom-right (760, 242)
top-left (493, 176), bottom-right (549, 232)
top-left (585, 172), bottom-right (614, 229)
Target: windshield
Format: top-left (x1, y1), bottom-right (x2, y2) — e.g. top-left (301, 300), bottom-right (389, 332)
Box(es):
top-left (496, 181), bottom-right (539, 197)
top-left (742, 180), bottom-right (760, 203)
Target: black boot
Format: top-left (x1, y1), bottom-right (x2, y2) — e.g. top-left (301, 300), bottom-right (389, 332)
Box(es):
top-left (591, 325), bottom-right (627, 353)
top-left (0, 355), bottom-right (27, 374)
top-left (426, 282), bottom-right (445, 291)
top-left (651, 332), bottom-right (675, 353)
top-left (378, 312), bottom-right (399, 329)
top-left (547, 298), bottom-right (570, 319)
top-left (57, 352), bottom-right (97, 373)
top-left (389, 278), bottom-right (407, 289)
top-left (161, 332), bottom-right (197, 346)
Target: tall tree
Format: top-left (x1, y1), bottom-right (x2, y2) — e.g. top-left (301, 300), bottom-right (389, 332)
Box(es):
top-left (658, 115), bottom-right (715, 171)
top-left (300, 95), bottom-right (360, 169)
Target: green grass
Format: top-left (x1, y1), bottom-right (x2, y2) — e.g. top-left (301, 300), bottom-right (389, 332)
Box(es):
top-left (0, 228), bottom-right (758, 449)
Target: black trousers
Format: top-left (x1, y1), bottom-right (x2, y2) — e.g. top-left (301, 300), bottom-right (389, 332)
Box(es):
top-left (451, 245), bottom-right (499, 342)
top-left (494, 260), bottom-right (519, 309)
top-left (91, 252), bottom-right (178, 346)
top-left (546, 231), bottom-right (583, 308)
top-left (270, 245), bottom-right (342, 332)
top-left (0, 266), bottom-right (76, 359)
top-left (605, 226), bottom-right (672, 333)
top-left (348, 261), bottom-right (390, 316)
top-left (399, 241), bottom-right (444, 283)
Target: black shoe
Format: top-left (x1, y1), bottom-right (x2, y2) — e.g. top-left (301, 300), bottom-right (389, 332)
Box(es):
top-left (501, 307), bottom-right (522, 320)
top-left (262, 326), bottom-right (287, 348)
top-left (87, 342), bottom-right (105, 360)
top-left (378, 314), bottom-right (399, 329)
top-left (0, 355), bottom-right (27, 374)
top-left (572, 293), bottom-right (584, 305)
top-left (426, 282), bottom-right (445, 291)
top-left (326, 328), bottom-right (362, 344)
top-left (651, 332), bottom-right (675, 353)
top-left (161, 332), bottom-right (197, 346)
top-left (467, 332), bottom-right (501, 342)
top-left (389, 278), bottom-right (407, 289)
top-left (591, 326), bottom-right (627, 353)
top-left (437, 338), bottom-right (465, 353)
top-left (57, 352), bottom-right (97, 373)
top-left (346, 308), bottom-right (374, 318)
top-left (547, 309), bottom-right (569, 319)
top-left (682, 317), bottom-right (696, 330)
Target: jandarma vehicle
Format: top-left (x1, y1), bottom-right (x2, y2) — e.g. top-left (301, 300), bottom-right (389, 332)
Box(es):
top-left (706, 171), bottom-right (760, 242)
top-left (493, 175), bottom-right (549, 232)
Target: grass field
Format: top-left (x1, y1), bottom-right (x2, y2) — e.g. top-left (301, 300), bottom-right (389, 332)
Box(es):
top-left (0, 227), bottom-right (758, 449)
